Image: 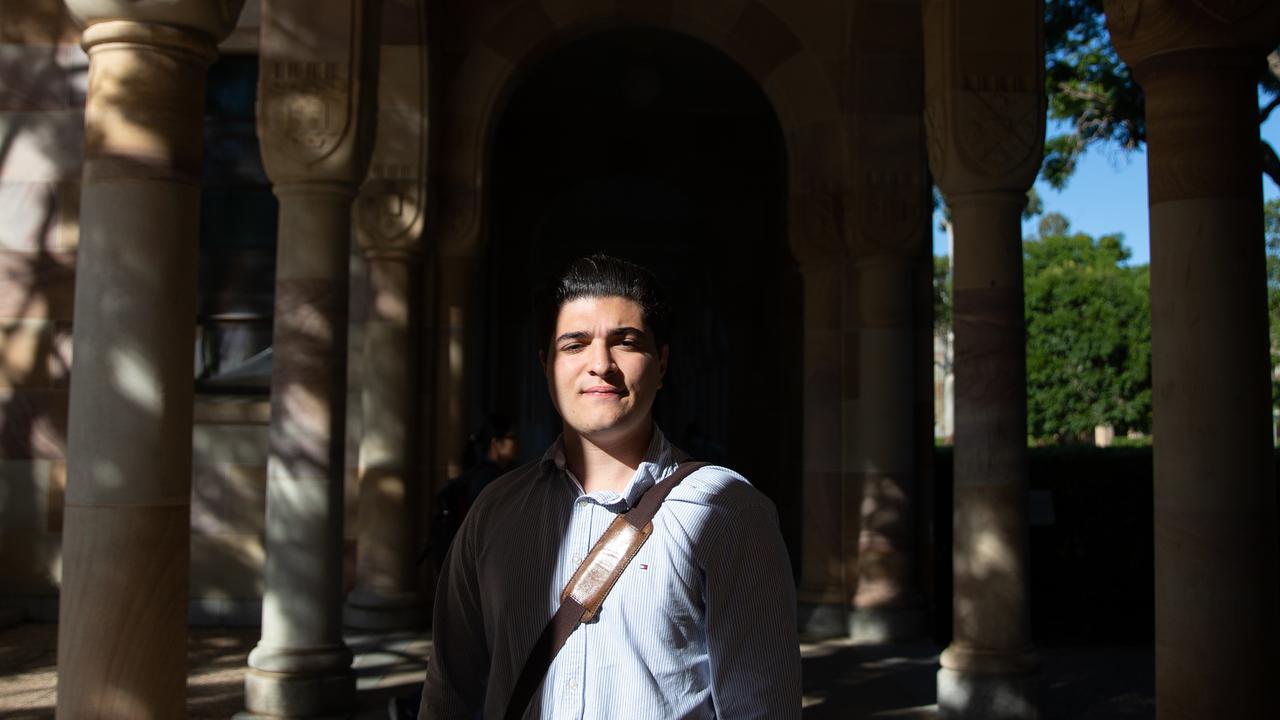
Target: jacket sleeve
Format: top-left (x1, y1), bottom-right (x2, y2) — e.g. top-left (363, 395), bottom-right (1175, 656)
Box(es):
top-left (703, 502), bottom-right (803, 719)
top-left (421, 506), bottom-right (489, 719)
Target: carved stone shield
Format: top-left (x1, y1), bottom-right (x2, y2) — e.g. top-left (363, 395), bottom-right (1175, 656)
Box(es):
top-left (955, 87), bottom-right (1040, 181)
top-left (261, 60), bottom-right (351, 165)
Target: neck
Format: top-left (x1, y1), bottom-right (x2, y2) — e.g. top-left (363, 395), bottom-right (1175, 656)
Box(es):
top-left (562, 424), bottom-right (653, 494)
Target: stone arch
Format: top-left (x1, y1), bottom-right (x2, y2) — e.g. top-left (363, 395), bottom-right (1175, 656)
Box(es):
top-left (433, 0), bottom-right (848, 263)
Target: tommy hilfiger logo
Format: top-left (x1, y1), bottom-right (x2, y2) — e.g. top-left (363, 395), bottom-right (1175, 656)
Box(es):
top-left (639, 564), bottom-right (649, 570)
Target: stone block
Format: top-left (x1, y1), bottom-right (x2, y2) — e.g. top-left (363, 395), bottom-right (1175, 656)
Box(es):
top-left (762, 0), bottom-right (842, 61)
top-left (447, 45), bottom-right (512, 122)
top-left (541, 0), bottom-right (614, 29)
top-left (193, 423), bottom-right (270, 466)
top-left (377, 47), bottom-right (426, 112)
top-left (764, 50), bottom-right (841, 130)
top-left (190, 531), bottom-right (265, 599)
top-left (0, 388), bottom-right (68, 460)
top-left (191, 463), bottom-right (267, 535)
top-left (0, 459), bottom-right (53, 530)
top-left (0, 249), bottom-right (76, 319)
top-left (0, 319), bottom-right (72, 389)
top-left (0, 181), bottom-right (80, 253)
top-left (483, 0), bottom-right (555, 64)
top-left (0, 529), bottom-right (61, 593)
top-left (723, 1), bottom-right (803, 82)
top-left (0, 111), bottom-right (85, 183)
top-left (670, 0), bottom-right (747, 40)
top-left (0, 0), bottom-right (80, 45)
top-left (380, 0), bottom-right (422, 46)
top-left (0, 42), bottom-right (88, 111)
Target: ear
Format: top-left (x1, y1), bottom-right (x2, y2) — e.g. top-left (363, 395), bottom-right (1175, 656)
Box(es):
top-left (539, 349), bottom-right (547, 374)
top-left (658, 344), bottom-right (669, 387)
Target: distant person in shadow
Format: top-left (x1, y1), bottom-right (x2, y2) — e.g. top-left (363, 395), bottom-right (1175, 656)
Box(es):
top-left (422, 254), bottom-right (800, 719)
top-left (430, 414), bottom-right (521, 575)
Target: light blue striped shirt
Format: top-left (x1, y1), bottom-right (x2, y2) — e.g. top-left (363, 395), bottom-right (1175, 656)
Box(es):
top-left (422, 426), bottom-right (801, 719)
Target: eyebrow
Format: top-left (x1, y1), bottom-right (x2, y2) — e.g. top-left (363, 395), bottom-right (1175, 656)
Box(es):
top-left (553, 326), bottom-right (649, 344)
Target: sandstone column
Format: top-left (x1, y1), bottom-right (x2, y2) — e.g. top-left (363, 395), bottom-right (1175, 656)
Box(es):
top-left (845, 0), bottom-right (930, 644)
top-left (793, 202), bottom-right (848, 638)
top-left (923, 1), bottom-right (1044, 716)
top-left (344, 83), bottom-right (429, 628)
top-left (242, 0), bottom-right (380, 715)
top-left (55, 3), bottom-right (243, 717)
top-left (433, 252), bottom-right (480, 488)
top-left (1102, 2), bottom-right (1280, 716)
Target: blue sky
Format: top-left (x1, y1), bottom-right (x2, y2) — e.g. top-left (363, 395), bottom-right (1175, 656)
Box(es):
top-left (933, 98), bottom-right (1280, 266)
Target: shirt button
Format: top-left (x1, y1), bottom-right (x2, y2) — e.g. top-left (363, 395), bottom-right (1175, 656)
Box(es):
top-left (569, 679), bottom-right (579, 690)
top-left (576, 500), bottom-right (588, 509)
top-left (571, 554), bottom-right (582, 564)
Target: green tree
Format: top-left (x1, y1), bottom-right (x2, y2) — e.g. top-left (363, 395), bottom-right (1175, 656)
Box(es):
top-left (933, 254), bottom-right (952, 337)
top-left (1024, 212), bottom-right (1151, 442)
top-left (1043, 0), bottom-right (1280, 189)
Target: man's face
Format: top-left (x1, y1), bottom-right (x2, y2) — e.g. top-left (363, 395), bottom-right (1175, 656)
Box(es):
top-left (543, 295), bottom-right (668, 446)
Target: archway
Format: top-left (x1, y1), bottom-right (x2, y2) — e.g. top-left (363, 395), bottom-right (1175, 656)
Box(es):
top-left (482, 27), bottom-right (802, 560)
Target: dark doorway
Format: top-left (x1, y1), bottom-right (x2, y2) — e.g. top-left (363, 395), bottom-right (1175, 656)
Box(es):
top-left (485, 27), bottom-right (801, 563)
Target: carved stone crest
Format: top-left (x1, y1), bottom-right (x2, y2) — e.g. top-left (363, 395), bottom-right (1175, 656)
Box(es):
top-left (856, 172), bottom-right (928, 255)
top-left (357, 163), bottom-right (424, 252)
top-left (261, 60), bottom-right (351, 165)
top-left (955, 75), bottom-right (1040, 181)
top-left (1188, 0), bottom-right (1265, 24)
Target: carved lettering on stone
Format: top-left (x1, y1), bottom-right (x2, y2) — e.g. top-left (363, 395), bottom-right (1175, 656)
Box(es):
top-left (1189, 0), bottom-right (1265, 24)
top-left (262, 61), bottom-right (351, 165)
top-left (956, 75), bottom-right (1039, 180)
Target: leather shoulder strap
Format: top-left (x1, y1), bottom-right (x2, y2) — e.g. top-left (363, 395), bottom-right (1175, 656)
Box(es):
top-left (502, 461), bottom-right (710, 720)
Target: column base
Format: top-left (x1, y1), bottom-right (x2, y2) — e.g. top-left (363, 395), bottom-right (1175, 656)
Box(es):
top-left (937, 667), bottom-right (1038, 720)
top-left (849, 606), bottom-right (927, 644)
top-left (241, 666), bottom-right (355, 718)
top-left (797, 602), bottom-right (847, 639)
top-left (343, 589), bottom-right (427, 630)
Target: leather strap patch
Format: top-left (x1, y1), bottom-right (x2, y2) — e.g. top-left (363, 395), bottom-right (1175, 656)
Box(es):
top-left (560, 515), bottom-right (653, 621)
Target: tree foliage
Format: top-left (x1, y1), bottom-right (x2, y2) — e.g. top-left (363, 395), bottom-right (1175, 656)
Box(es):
top-left (1043, 0), bottom-right (1280, 189)
top-left (933, 254), bottom-right (952, 337)
top-left (1024, 213), bottom-right (1151, 442)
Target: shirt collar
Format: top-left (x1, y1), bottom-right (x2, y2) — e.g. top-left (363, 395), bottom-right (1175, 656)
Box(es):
top-left (540, 425), bottom-right (680, 509)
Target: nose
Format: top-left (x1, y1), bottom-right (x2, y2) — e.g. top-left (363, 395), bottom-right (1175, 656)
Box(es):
top-left (588, 340), bottom-right (615, 375)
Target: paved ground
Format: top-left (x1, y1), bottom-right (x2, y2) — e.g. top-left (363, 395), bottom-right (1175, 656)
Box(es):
top-left (0, 623), bottom-right (1153, 718)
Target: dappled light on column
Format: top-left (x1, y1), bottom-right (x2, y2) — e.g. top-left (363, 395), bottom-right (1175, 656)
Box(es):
top-left (55, 1), bottom-right (243, 717)
top-left (844, 0), bottom-right (931, 646)
top-left (1102, 1), bottom-right (1280, 717)
top-left (241, 0), bottom-right (381, 716)
top-left (924, 1), bottom-right (1045, 717)
top-left (345, 29), bottom-right (429, 627)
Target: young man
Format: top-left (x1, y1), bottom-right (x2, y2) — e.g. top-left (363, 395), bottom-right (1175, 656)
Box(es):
top-left (422, 255), bottom-right (800, 719)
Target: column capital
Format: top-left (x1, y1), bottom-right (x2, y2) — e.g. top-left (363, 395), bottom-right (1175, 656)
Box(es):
top-left (65, 0), bottom-right (245, 41)
top-left (922, 0), bottom-right (1045, 198)
top-left (1103, 0), bottom-right (1280, 77)
top-left (256, 0), bottom-right (381, 186)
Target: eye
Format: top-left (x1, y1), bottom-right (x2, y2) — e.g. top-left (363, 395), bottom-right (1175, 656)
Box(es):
top-left (560, 342), bottom-right (584, 353)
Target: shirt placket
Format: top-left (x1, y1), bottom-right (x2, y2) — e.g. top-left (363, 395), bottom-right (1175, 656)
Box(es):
top-left (555, 493), bottom-right (595, 718)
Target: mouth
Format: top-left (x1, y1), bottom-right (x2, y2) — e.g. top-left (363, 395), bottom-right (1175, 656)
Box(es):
top-left (581, 385), bottom-right (625, 397)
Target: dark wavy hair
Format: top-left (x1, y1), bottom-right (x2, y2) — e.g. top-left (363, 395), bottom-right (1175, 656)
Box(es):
top-left (534, 254), bottom-right (669, 353)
